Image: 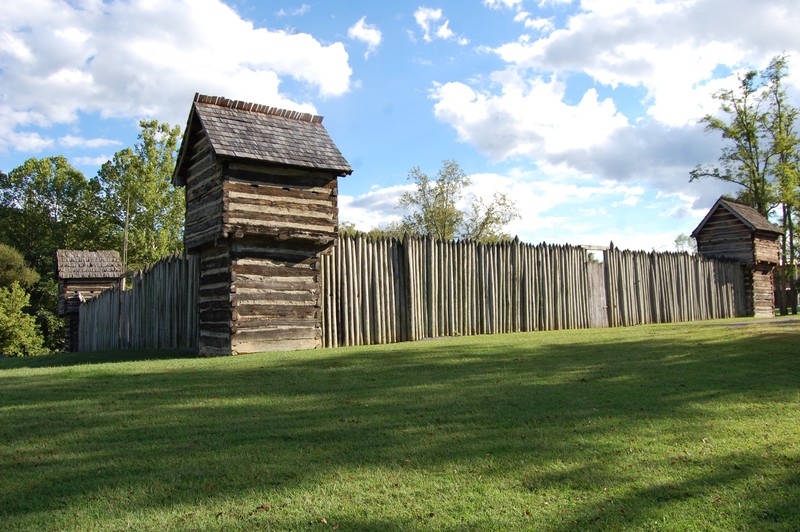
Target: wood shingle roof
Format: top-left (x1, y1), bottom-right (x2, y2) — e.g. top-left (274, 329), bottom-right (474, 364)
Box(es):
top-left (173, 94), bottom-right (352, 186)
top-left (692, 197), bottom-right (782, 238)
top-left (56, 250), bottom-right (123, 280)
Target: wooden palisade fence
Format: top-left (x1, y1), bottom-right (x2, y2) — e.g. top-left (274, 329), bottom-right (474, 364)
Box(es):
top-left (79, 253), bottom-right (199, 351)
top-left (78, 235), bottom-right (745, 352)
top-left (320, 235), bottom-right (745, 348)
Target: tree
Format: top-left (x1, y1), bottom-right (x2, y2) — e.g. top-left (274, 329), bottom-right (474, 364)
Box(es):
top-left (339, 220), bottom-right (414, 239)
top-left (764, 55), bottom-right (800, 276)
top-left (0, 156), bottom-right (107, 274)
top-left (691, 54), bottom-right (800, 274)
top-left (462, 192), bottom-right (519, 242)
top-left (0, 158), bottom-right (104, 353)
top-left (98, 120), bottom-right (184, 271)
top-left (0, 243), bottom-right (40, 289)
top-left (0, 282), bottom-right (46, 356)
top-left (399, 160), bottom-right (518, 241)
top-left (690, 69), bottom-right (776, 216)
top-left (674, 233), bottom-right (697, 254)
top-left (399, 160), bottom-right (469, 241)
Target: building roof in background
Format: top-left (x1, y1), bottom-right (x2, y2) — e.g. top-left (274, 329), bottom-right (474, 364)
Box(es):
top-left (56, 250), bottom-right (123, 279)
top-left (173, 93), bottom-right (352, 185)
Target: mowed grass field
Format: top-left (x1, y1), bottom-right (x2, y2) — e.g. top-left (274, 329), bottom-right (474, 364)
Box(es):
top-left (1, 318), bottom-right (799, 531)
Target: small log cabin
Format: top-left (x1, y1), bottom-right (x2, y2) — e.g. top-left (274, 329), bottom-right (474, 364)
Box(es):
top-left (56, 250), bottom-right (123, 351)
top-left (692, 197), bottom-right (781, 317)
top-left (173, 94), bottom-right (352, 355)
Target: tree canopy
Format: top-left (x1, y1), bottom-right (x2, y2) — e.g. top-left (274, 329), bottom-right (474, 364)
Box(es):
top-left (97, 120), bottom-right (184, 271)
top-left (0, 244), bottom-right (39, 289)
top-left (398, 160), bottom-right (519, 242)
top-left (691, 54), bottom-right (799, 270)
top-left (0, 156), bottom-right (107, 274)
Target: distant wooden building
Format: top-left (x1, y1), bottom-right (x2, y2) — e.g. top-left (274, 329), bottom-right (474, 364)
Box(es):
top-left (692, 197), bottom-right (781, 317)
top-left (173, 94), bottom-right (352, 355)
top-left (56, 250), bottom-right (123, 351)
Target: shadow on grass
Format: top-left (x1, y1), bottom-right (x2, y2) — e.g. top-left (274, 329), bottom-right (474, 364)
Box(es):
top-left (1, 323), bottom-right (799, 529)
top-left (0, 348), bottom-right (202, 370)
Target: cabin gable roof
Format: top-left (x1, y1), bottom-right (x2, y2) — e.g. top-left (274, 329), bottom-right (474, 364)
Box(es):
top-left (56, 250), bottom-right (123, 280)
top-left (173, 93), bottom-right (352, 186)
top-left (691, 197), bottom-right (782, 239)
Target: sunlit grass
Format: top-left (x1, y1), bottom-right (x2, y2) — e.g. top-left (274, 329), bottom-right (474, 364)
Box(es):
top-left (2, 319), bottom-right (799, 530)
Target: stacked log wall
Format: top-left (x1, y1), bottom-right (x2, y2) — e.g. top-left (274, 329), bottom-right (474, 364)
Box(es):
top-left (221, 163), bottom-right (338, 245)
top-left (751, 267), bottom-right (776, 317)
top-left (197, 245), bottom-right (233, 355)
top-left (229, 240), bottom-right (322, 354)
top-left (58, 278), bottom-right (120, 351)
top-left (186, 159), bottom-right (339, 355)
top-left (58, 279), bottom-right (120, 315)
top-left (753, 232), bottom-right (781, 265)
top-left (183, 130), bottom-right (224, 251)
top-left (695, 209), bottom-right (755, 263)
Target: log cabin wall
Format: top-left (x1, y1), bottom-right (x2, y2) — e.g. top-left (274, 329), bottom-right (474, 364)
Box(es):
top-left (750, 267), bottom-right (776, 317)
top-left (229, 239), bottom-right (323, 354)
top-left (692, 198), bottom-right (782, 318)
top-left (693, 208), bottom-right (755, 263)
top-left (174, 93), bottom-right (351, 355)
top-left (182, 129), bottom-right (224, 251)
top-left (197, 244), bottom-right (234, 355)
top-left (221, 163), bottom-right (338, 244)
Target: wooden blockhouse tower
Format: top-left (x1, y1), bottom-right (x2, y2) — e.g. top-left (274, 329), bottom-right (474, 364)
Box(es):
top-left (173, 94), bottom-right (352, 355)
top-left (692, 197), bottom-right (781, 317)
top-left (56, 250), bottom-right (123, 351)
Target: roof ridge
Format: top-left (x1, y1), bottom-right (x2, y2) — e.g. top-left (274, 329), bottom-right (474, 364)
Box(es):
top-left (193, 93), bottom-right (324, 124)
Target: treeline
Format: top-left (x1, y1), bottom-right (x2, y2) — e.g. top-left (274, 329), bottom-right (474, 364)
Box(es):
top-left (0, 120), bottom-right (185, 354)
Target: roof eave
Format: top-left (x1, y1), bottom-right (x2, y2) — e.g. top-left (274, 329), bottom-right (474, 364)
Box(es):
top-left (173, 95), bottom-right (219, 187)
top-left (690, 197), bottom-right (724, 238)
top-left (216, 153), bottom-right (352, 177)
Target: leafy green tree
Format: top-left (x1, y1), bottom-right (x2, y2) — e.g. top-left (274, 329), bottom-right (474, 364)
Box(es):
top-left (399, 160), bottom-right (518, 241)
top-left (339, 220), bottom-right (417, 240)
top-left (674, 233), bottom-right (697, 254)
top-left (764, 55), bottom-right (800, 274)
top-left (0, 159), bottom-right (104, 353)
top-left (400, 160), bottom-right (468, 241)
top-left (0, 243), bottom-right (40, 289)
top-left (690, 70), bottom-right (775, 216)
top-left (97, 120), bottom-right (184, 271)
top-left (367, 220), bottom-right (417, 240)
top-left (29, 278), bottom-right (64, 353)
top-left (0, 157), bottom-right (107, 274)
top-left (462, 192), bottom-right (518, 242)
top-left (0, 282), bottom-right (46, 356)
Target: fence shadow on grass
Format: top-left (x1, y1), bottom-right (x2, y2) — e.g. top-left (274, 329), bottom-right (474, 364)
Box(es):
top-left (0, 349), bottom-right (202, 370)
top-left (1, 323), bottom-right (798, 529)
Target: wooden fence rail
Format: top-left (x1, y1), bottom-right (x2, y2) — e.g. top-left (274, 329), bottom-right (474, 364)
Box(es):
top-left (79, 254), bottom-right (199, 352)
top-left (78, 236), bottom-right (745, 352)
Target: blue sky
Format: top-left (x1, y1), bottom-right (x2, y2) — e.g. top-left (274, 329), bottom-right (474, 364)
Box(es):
top-left (2, 0), bottom-right (799, 251)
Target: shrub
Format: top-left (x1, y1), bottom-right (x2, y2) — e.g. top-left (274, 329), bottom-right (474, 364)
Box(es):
top-left (0, 282), bottom-right (46, 356)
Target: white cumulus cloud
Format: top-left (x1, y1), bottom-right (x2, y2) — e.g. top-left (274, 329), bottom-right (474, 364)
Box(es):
top-left (0, 0), bottom-right (353, 153)
top-left (413, 6), bottom-right (469, 45)
top-left (348, 16), bottom-right (382, 59)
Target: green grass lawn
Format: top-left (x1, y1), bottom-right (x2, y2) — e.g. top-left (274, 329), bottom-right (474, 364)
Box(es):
top-left (2, 319), bottom-right (799, 531)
